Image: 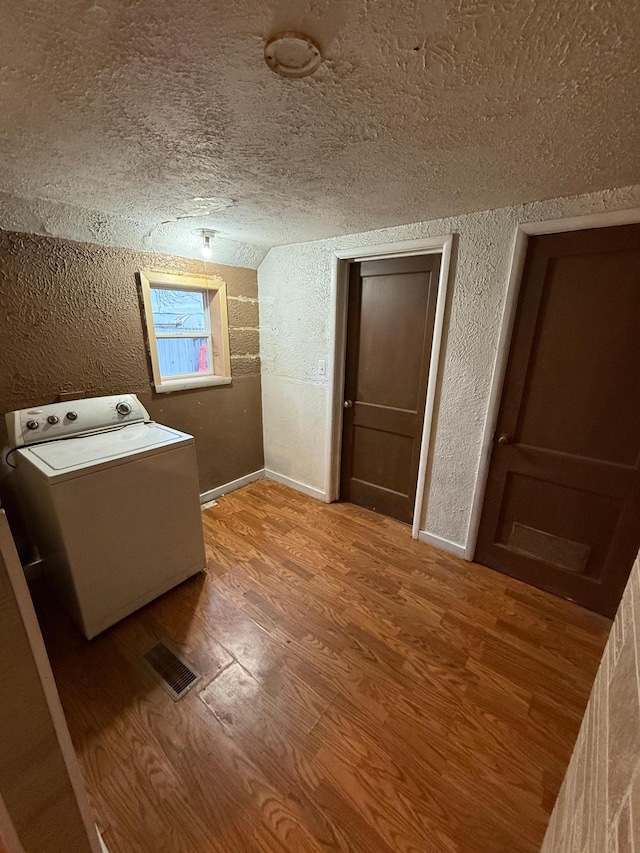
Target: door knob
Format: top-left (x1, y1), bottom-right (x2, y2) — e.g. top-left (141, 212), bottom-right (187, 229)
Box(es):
top-left (343, 400), bottom-right (353, 409)
top-left (497, 433), bottom-right (512, 445)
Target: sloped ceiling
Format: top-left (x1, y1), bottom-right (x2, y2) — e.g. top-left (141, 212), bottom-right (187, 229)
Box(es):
top-left (0, 0), bottom-right (638, 267)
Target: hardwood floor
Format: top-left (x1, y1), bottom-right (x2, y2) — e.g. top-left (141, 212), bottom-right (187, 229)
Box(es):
top-left (37, 479), bottom-right (611, 853)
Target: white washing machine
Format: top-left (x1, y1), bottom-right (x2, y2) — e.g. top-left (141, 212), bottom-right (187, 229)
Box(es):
top-left (6, 394), bottom-right (206, 639)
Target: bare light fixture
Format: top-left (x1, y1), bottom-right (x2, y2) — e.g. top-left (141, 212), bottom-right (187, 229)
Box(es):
top-left (197, 229), bottom-right (216, 259)
top-left (264, 32), bottom-right (322, 78)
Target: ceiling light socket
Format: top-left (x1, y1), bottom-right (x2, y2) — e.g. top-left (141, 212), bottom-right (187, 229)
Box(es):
top-left (197, 229), bottom-right (217, 259)
top-left (264, 32), bottom-right (322, 79)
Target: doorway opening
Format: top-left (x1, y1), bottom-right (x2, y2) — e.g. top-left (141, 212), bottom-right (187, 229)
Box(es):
top-left (474, 222), bottom-right (640, 617)
top-left (325, 236), bottom-right (454, 539)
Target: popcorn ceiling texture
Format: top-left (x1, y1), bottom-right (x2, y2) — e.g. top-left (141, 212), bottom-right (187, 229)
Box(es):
top-left (542, 548), bottom-right (640, 852)
top-left (0, 231), bottom-right (264, 503)
top-left (0, 0), bottom-right (639, 258)
top-left (258, 184), bottom-right (640, 546)
top-left (0, 190), bottom-right (269, 270)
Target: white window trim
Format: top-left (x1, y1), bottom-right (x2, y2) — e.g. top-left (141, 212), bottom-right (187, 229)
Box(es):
top-left (138, 269), bottom-right (231, 394)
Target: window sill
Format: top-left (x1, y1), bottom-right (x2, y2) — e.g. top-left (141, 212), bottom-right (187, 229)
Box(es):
top-left (154, 375), bottom-right (232, 394)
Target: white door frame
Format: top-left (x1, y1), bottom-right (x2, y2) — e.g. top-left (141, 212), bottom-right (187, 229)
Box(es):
top-left (325, 235), bottom-right (454, 540)
top-left (464, 206), bottom-right (640, 560)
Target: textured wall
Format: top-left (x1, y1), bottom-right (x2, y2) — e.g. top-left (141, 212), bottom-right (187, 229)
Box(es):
top-left (258, 184), bottom-right (640, 546)
top-left (542, 549), bottom-right (640, 852)
top-left (0, 230), bottom-right (264, 507)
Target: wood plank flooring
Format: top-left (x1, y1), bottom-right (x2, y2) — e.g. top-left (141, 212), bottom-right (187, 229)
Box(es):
top-left (37, 479), bottom-right (611, 853)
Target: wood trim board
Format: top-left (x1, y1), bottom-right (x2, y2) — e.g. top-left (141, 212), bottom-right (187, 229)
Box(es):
top-left (0, 511), bottom-right (102, 853)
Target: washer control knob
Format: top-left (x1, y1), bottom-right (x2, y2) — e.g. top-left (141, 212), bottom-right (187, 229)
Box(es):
top-left (47, 415), bottom-right (60, 425)
top-left (116, 401), bottom-right (132, 416)
top-left (26, 420), bottom-right (39, 430)
top-left (66, 411), bottom-right (78, 421)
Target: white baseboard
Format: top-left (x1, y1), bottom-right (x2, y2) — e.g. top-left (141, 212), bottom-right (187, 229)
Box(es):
top-left (418, 530), bottom-right (467, 559)
top-left (98, 828), bottom-right (110, 853)
top-left (200, 469), bottom-right (265, 503)
top-left (264, 470), bottom-right (326, 501)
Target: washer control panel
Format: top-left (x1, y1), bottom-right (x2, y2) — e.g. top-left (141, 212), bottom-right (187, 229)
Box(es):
top-left (6, 394), bottom-right (150, 447)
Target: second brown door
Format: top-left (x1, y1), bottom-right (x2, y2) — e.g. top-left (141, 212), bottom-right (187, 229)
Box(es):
top-left (476, 224), bottom-right (640, 618)
top-left (340, 254), bottom-right (440, 524)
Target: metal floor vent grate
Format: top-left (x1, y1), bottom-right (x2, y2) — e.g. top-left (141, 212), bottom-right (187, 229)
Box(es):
top-left (142, 642), bottom-right (201, 701)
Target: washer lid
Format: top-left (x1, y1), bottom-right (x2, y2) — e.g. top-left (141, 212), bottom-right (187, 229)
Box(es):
top-left (24, 423), bottom-right (191, 475)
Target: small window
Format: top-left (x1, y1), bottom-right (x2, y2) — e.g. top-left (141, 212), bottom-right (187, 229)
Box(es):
top-left (138, 270), bottom-right (231, 393)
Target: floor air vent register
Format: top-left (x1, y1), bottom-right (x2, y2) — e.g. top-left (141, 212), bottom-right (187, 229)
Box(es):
top-left (142, 642), bottom-right (201, 701)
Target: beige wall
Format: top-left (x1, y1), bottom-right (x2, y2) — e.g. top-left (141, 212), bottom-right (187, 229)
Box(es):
top-left (542, 551), bottom-right (640, 851)
top-left (0, 230), bottom-right (264, 538)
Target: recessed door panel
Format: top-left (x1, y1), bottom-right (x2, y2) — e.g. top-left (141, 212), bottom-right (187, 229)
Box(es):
top-left (516, 252), bottom-right (640, 466)
top-left (351, 425), bottom-right (415, 495)
top-left (357, 273), bottom-right (433, 411)
top-left (496, 472), bottom-right (622, 582)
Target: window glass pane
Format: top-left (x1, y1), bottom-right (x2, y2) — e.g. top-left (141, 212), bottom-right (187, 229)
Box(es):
top-left (150, 287), bottom-right (206, 332)
top-left (157, 337), bottom-right (210, 377)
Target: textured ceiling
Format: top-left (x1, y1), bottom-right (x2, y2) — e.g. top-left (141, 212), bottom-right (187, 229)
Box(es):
top-left (0, 0), bottom-right (638, 266)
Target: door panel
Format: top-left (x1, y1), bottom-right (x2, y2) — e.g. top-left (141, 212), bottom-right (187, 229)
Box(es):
top-left (351, 426), bottom-right (415, 495)
top-left (516, 252), bottom-right (640, 465)
top-left (476, 224), bottom-right (640, 617)
top-left (356, 271), bottom-right (430, 410)
top-left (340, 254), bottom-right (440, 524)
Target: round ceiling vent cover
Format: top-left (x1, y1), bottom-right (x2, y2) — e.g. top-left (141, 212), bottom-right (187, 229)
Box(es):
top-left (264, 32), bottom-right (322, 78)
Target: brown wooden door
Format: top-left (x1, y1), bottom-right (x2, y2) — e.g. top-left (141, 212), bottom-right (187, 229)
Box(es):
top-left (476, 224), bottom-right (640, 618)
top-left (340, 254), bottom-right (440, 524)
